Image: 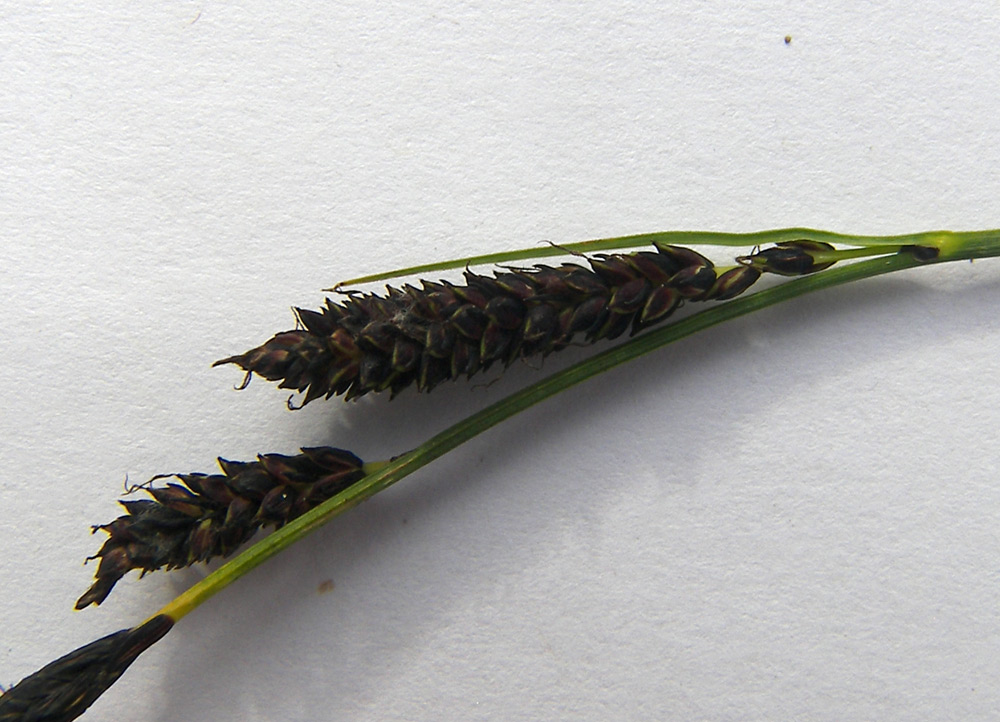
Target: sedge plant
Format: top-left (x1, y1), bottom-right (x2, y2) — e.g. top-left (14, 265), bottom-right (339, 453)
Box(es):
top-left (1, 228), bottom-right (999, 721)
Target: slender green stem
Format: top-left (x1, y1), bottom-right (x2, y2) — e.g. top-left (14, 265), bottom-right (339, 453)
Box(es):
top-left (155, 231), bottom-right (1000, 622)
top-left (329, 227), bottom-right (988, 289)
top-left (805, 244), bottom-right (904, 264)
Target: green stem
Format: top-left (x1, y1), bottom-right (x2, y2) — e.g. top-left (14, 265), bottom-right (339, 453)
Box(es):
top-left (158, 230), bottom-right (1000, 622)
top-left (330, 227), bottom-right (987, 289)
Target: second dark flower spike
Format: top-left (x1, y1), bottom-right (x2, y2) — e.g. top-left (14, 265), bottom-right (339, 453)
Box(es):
top-left (215, 243), bottom-right (776, 405)
top-left (77, 447), bottom-right (366, 609)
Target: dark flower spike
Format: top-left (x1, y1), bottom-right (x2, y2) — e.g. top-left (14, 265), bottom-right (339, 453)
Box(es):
top-left (76, 447), bottom-right (366, 609)
top-left (0, 615), bottom-right (173, 722)
top-left (215, 244), bottom-right (776, 404)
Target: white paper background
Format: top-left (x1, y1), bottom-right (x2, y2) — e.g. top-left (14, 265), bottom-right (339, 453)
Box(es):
top-left (3, 2), bottom-right (1000, 720)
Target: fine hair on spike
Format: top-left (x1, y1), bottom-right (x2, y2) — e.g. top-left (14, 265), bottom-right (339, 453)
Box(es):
top-left (122, 474), bottom-right (153, 495)
top-left (544, 240), bottom-right (585, 258)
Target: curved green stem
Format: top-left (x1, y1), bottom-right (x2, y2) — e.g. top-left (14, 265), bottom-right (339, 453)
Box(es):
top-left (155, 229), bottom-right (1000, 622)
top-left (329, 227), bottom-right (990, 289)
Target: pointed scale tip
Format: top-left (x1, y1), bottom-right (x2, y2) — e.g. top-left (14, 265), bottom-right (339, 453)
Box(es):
top-left (74, 582), bottom-right (112, 611)
top-left (211, 353), bottom-right (244, 368)
top-left (0, 615), bottom-right (173, 722)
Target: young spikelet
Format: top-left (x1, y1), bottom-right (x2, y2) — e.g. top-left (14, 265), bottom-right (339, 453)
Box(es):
top-left (76, 447), bottom-right (365, 609)
top-left (214, 243), bottom-right (766, 404)
top-left (0, 615), bottom-right (173, 722)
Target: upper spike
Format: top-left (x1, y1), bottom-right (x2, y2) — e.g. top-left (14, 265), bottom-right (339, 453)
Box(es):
top-left (217, 244), bottom-right (778, 405)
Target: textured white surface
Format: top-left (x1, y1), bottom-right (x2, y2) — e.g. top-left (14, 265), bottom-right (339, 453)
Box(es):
top-left (3, 2), bottom-right (1000, 720)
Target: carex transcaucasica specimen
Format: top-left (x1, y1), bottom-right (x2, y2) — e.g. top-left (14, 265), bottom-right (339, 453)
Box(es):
top-left (81, 241), bottom-right (838, 607)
